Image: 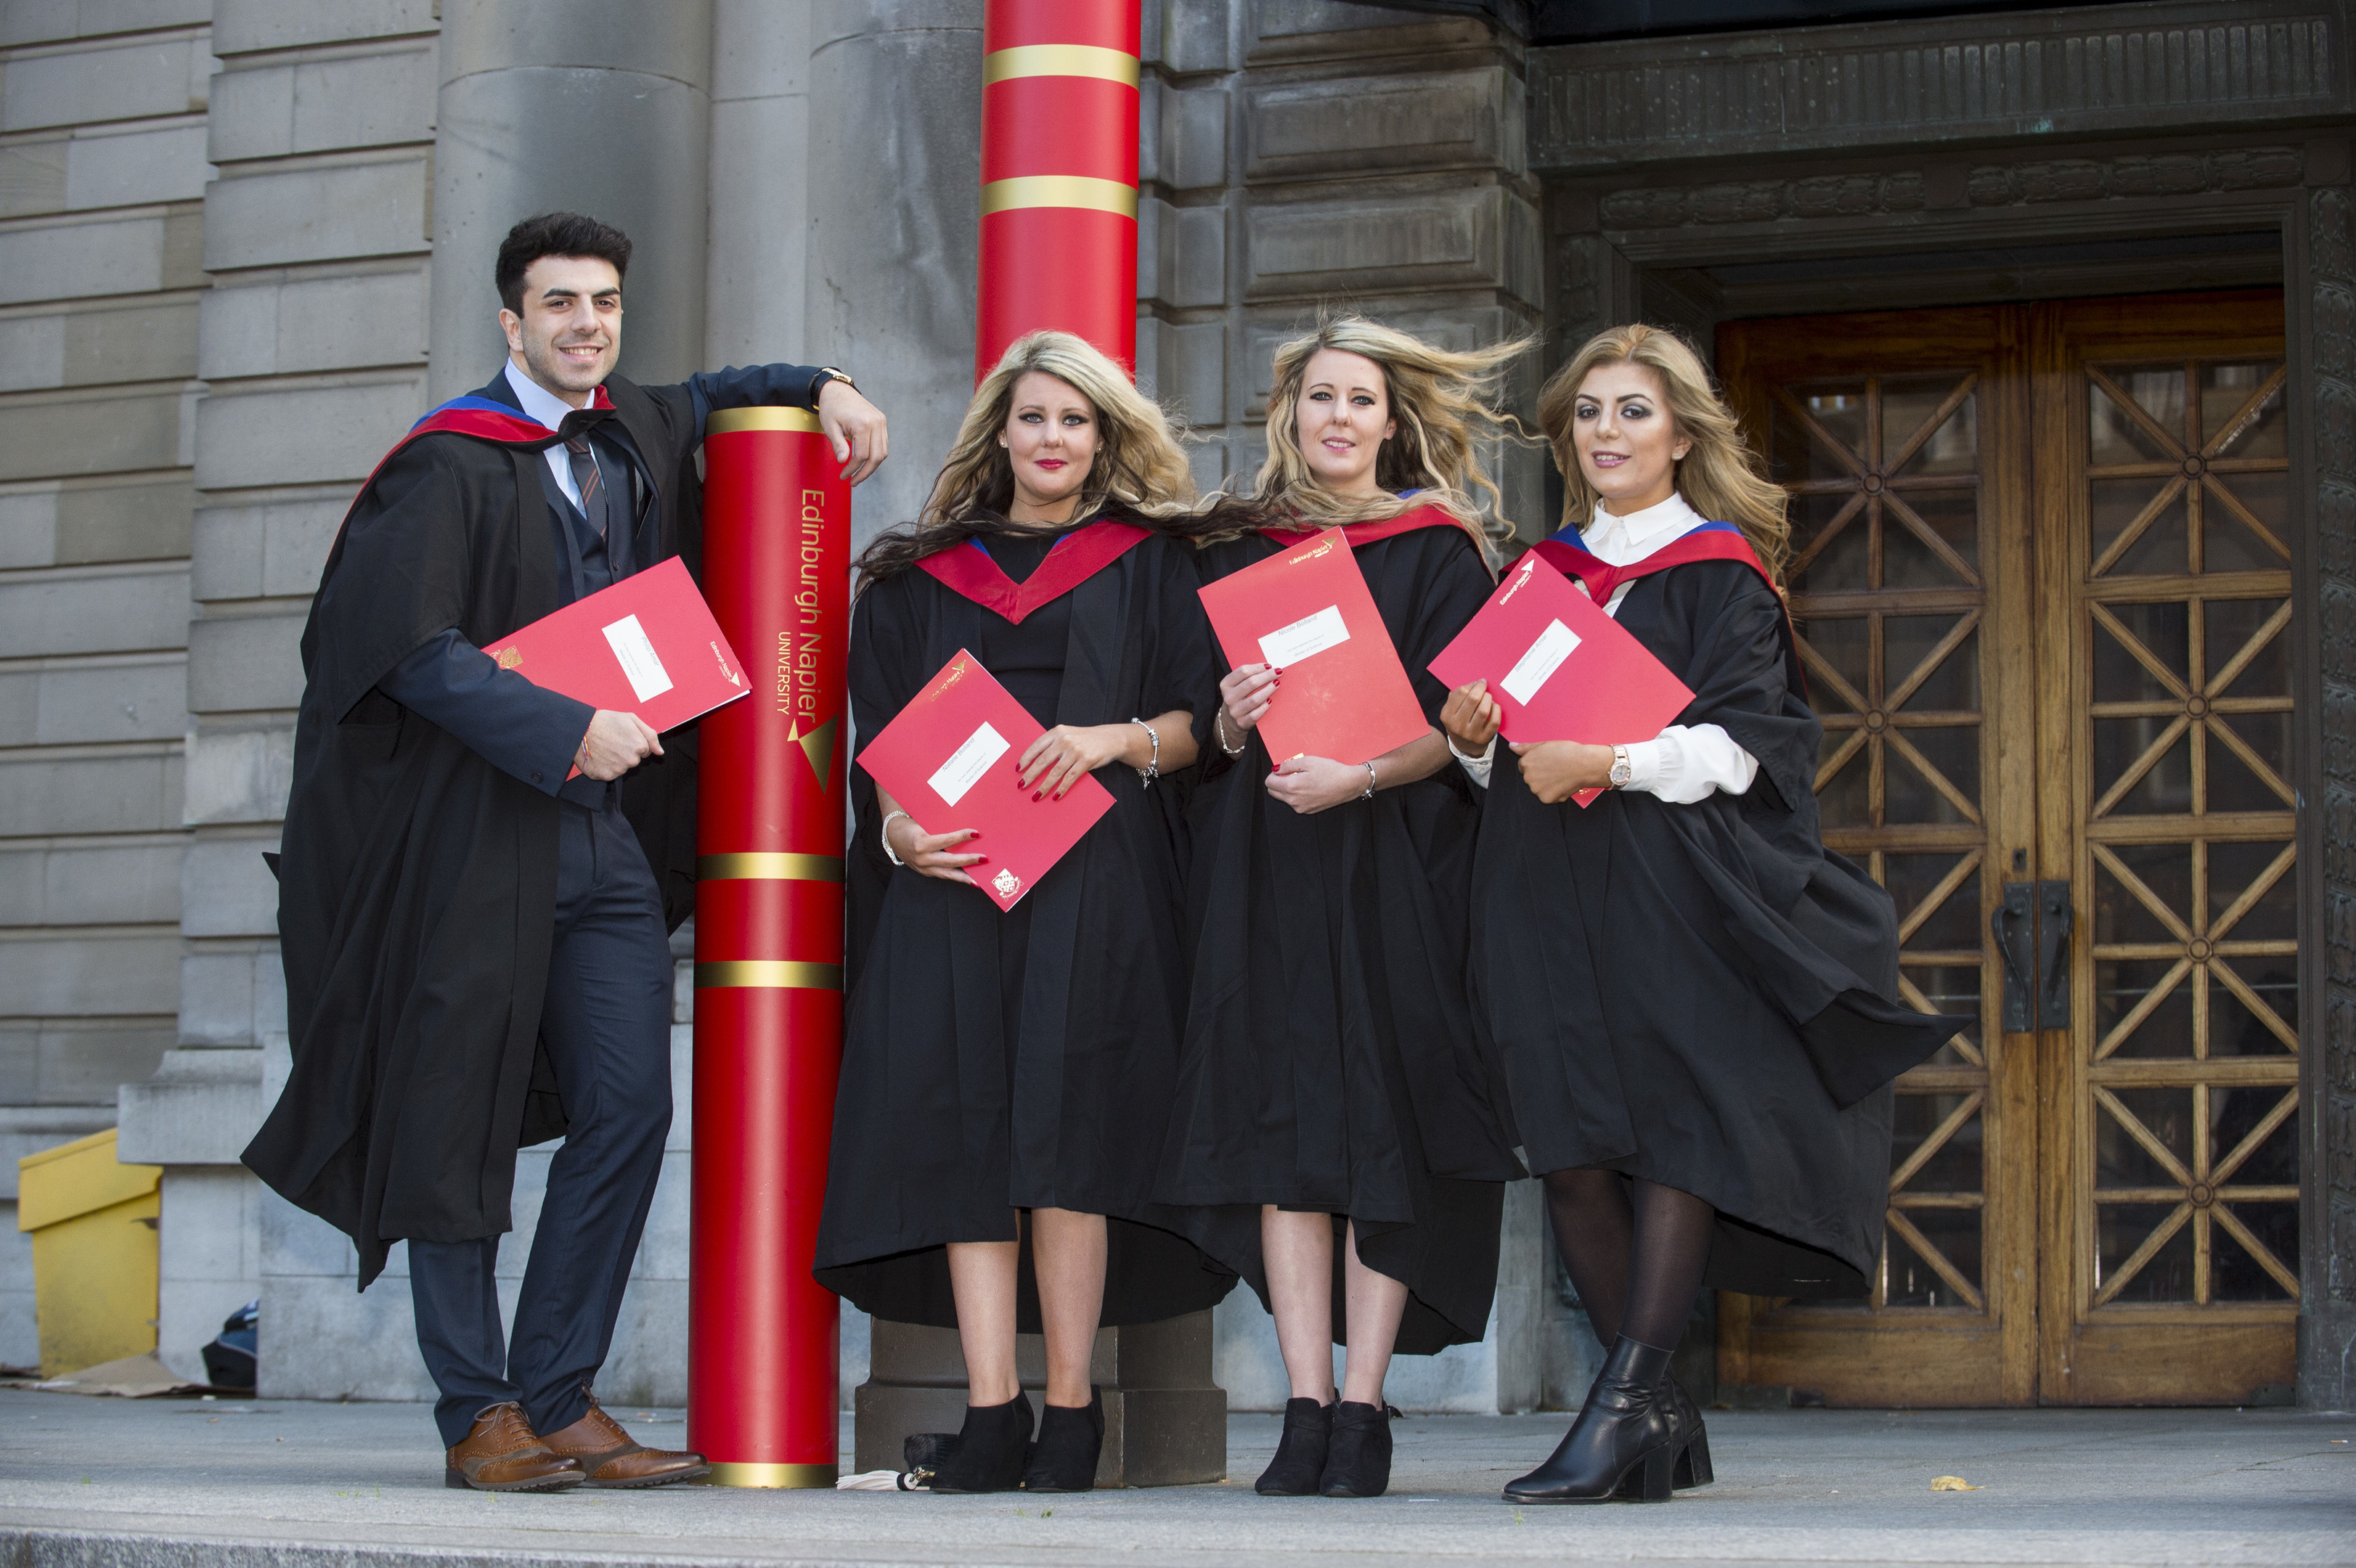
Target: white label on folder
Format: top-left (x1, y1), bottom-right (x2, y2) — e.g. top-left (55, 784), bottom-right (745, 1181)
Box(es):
top-left (929, 721), bottom-right (1009, 807)
top-left (603, 614), bottom-right (675, 703)
top-left (1501, 618), bottom-right (1581, 706)
top-left (1259, 603), bottom-right (1350, 667)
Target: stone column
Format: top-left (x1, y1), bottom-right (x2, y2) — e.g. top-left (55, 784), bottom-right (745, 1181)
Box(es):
top-left (430, 0), bottom-right (714, 402)
top-left (706, 0), bottom-right (810, 369)
top-left (806, 0), bottom-right (982, 552)
top-left (2299, 160), bottom-right (2356, 1411)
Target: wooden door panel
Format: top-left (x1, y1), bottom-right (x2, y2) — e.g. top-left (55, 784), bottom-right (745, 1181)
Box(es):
top-left (1717, 307), bottom-right (2039, 1407)
top-left (2035, 293), bottom-right (2299, 1405)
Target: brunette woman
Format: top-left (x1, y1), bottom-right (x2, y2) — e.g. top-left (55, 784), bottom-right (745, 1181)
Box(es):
top-left (1442, 325), bottom-right (1960, 1504)
top-left (815, 331), bottom-right (1231, 1494)
top-left (1159, 318), bottom-right (1528, 1500)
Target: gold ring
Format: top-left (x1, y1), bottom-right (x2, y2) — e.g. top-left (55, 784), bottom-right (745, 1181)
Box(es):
top-left (698, 853), bottom-right (844, 883)
top-left (983, 44), bottom-right (1140, 86)
top-left (700, 1461), bottom-right (838, 1488)
top-left (980, 175), bottom-right (1138, 219)
top-left (693, 960), bottom-right (843, 990)
top-left (707, 407), bottom-right (825, 436)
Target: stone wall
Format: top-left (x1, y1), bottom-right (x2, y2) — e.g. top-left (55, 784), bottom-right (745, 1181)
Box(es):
top-left (0, 0), bottom-right (218, 1370)
top-left (113, 0), bottom-right (443, 1385)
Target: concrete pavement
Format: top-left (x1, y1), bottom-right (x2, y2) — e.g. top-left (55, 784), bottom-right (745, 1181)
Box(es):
top-left (0, 1388), bottom-right (2349, 1566)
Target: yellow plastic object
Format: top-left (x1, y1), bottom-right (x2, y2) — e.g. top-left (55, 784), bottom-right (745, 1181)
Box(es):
top-left (17, 1129), bottom-right (161, 1377)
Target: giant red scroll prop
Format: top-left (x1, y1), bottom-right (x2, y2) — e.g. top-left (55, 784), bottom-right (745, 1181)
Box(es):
top-left (689, 407), bottom-right (848, 1486)
top-left (976, 0), bottom-right (1141, 377)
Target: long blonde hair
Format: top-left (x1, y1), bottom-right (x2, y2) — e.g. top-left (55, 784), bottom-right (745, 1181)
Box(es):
top-left (1229, 315), bottom-right (1533, 550)
top-left (1537, 324), bottom-right (1790, 583)
top-left (924, 331), bottom-right (1194, 526)
top-left (855, 332), bottom-right (1199, 587)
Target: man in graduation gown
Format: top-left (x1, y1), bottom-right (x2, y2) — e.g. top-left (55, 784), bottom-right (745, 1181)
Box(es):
top-left (242, 212), bottom-right (889, 1492)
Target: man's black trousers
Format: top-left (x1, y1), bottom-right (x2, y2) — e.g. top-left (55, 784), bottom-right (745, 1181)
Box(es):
top-left (408, 796), bottom-right (674, 1450)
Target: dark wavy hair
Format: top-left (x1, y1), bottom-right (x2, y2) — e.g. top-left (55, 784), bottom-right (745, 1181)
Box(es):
top-left (496, 212), bottom-right (632, 311)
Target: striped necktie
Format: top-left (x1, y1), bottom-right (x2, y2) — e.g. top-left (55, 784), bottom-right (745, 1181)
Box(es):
top-left (563, 435), bottom-right (607, 539)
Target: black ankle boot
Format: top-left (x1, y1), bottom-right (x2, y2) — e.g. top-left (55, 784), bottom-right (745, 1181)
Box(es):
top-left (1318, 1401), bottom-right (1393, 1498)
top-left (1255, 1397), bottom-right (1332, 1495)
top-left (1614, 1371), bottom-right (1713, 1497)
top-left (1503, 1336), bottom-right (1676, 1505)
top-left (928, 1392), bottom-right (1034, 1493)
top-left (1019, 1388), bottom-right (1104, 1492)
top-left (1667, 1375), bottom-right (1713, 1489)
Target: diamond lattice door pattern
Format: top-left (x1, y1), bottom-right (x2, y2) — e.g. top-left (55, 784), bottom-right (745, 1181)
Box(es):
top-left (1713, 293), bottom-right (2299, 1407)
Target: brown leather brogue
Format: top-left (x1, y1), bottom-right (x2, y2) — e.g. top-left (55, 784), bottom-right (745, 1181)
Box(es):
top-left (444, 1402), bottom-right (584, 1492)
top-left (541, 1394), bottom-right (711, 1489)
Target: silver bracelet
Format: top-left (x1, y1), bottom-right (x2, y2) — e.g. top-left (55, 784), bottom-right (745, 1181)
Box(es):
top-left (1216, 709), bottom-right (1247, 759)
top-left (1360, 760), bottom-right (1379, 801)
top-left (1131, 718), bottom-right (1159, 786)
top-left (879, 809), bottom-right (911, 866)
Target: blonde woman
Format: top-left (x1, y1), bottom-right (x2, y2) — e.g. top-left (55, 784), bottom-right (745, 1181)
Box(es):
top-left (1442, 325), bottom-right (1958, 1504)
top-left (814, 332), bottom-right (1231, 1494)
top-left (1159, 317), bottom-right (1528, 1498)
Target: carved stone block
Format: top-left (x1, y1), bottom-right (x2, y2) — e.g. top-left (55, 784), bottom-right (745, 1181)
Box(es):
top-left (1247, 67), bottom-right (1512, 181)
top-left (1245, 184), bottom-right (1538, 306)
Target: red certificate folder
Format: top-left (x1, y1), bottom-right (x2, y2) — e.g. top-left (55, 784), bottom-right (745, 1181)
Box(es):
top-left (856, 648), bottom-right (1114, 912)
top-left (1427, 547), bottom-right (1695, 807)
top-left (1196, 527), bottom-right (1429, 766)
top-left (483, 556), bottom-right (750, 775)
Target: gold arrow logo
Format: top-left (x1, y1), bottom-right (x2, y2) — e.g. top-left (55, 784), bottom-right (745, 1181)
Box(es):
top-left (788, 714), bottom-right (838, 788)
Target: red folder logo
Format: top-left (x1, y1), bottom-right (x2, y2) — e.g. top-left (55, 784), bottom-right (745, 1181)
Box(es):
top-left (992, 867), bottom-right (1021, 899)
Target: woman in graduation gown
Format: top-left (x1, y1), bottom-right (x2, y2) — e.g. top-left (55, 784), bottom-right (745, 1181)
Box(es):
top-left (1441, 324), bottom-right (1962, 1505)
top-left (815, 331), bottom-right (1231, 1494)
top-left (1158, 318), bottom-right (1528, 1499)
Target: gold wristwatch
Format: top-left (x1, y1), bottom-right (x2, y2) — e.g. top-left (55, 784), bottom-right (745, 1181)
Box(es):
top-left (1608, 745), bottom-right (1634, 790)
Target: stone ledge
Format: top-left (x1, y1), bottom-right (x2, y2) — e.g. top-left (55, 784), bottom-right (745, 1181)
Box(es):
top-left (116, 1045), bottom-right (264, 1166)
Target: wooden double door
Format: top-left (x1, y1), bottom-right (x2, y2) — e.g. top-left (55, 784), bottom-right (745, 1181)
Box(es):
top-left (1714, 293), bottom-right (2302, 1406)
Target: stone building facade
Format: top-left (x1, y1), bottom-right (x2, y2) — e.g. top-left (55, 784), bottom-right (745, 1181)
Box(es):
top-left (1, 0), bottom-right (2347, 1413)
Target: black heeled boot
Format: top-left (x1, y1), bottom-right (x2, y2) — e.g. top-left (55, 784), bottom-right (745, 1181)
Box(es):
top-left (1019, 1388), bottom-right (1104, 1492)
top-left (1615, 1372), bottom-right (1713, 1497)
top-left (928, 1392), bottom-right (1034, 1493)
top-left (1667, 1375), bottom-right (1713, 1488)
top-left (1318, 1401), bottom-right (1394, 1498)
top-left (1255, 1397), bottom-right (1332, 1495)
top-left (1503, 1336), bottom-right (1676, 1505)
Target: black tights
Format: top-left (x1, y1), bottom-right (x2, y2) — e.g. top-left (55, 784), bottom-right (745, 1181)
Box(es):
top-left (1542, 1169), bottom-right (1714, 1351)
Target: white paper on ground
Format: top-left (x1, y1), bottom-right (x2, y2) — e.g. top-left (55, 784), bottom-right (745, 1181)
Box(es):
top-left (601, 614), bottom-right (675, 703)
top-left (1501, 618), bottom-right (1581, 706)
top-left (929, 721), bottom-right (1010, 806)
top-left (1258, 603), bottom-right (1350, 666)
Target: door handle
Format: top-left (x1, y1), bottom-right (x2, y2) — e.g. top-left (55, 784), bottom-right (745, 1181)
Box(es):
top-left (2036, 880), bottom-right (2074, 1030)
top-left (1993, 883), bottom-right (2037, 1032)
top-left (1993, 878), bottom-right (2072, 1032)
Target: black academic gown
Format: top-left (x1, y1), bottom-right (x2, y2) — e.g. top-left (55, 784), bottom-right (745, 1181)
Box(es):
top-left (245, 374), bottom-right (714, 1289)
top-left (813, 525), bottom-right (1237, 1329)
top-left (1159, 520), bottom-right (1522, 1354)
top-left (1471, 555), bottom-right (1962, 1296)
